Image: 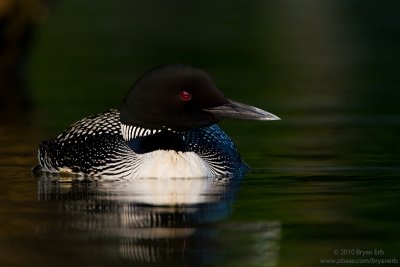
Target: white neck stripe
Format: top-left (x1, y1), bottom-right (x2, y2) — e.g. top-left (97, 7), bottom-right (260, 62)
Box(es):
top-left (121, 124), bottom-right (162, 141)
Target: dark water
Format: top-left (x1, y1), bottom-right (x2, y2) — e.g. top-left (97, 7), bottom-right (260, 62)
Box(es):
top-left (1, 1), bottom-right (400, 266)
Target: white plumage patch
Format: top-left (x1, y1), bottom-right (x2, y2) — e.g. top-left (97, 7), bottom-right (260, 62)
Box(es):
top-left (129, 150), bottom-right (212, 179)
top-left (58, 167), bottom-right (73, 173)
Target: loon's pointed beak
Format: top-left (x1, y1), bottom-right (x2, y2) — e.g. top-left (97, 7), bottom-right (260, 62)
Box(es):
top-left (205, 99), bottom-right (280, 121)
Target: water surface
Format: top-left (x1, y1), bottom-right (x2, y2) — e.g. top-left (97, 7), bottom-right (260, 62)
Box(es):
top-left (1, 112), bottom-right (399, 266)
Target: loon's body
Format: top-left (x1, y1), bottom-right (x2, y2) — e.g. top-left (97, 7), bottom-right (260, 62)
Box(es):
top-left (36, 64), bottom-right (279, 179)
top-left (38, 109), bottom-right (245, 178)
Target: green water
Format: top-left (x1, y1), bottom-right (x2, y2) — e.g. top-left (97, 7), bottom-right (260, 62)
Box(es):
top-left (1, 1), bottom-right (400, 266)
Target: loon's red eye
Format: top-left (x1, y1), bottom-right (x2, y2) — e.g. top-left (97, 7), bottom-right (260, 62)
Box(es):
top-left (179, 90), bottom-right (192, 101)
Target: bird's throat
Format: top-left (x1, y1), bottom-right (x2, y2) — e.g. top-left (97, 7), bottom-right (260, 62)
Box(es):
top-left (127, 131), bottom-right (187, 154)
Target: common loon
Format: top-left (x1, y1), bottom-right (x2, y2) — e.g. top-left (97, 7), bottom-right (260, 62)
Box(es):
top-left (35, 64), bottom-right (279, 179)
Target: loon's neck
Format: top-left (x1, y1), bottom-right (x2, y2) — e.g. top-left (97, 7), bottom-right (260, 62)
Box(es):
top-left (120, 124), bottom-right (161, 140)
top-left (121, 123), bottom-right (188, 154)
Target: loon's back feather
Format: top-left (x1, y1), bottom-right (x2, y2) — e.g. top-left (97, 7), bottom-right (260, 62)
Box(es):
top-left (37, 109), bottom-right (248, 179)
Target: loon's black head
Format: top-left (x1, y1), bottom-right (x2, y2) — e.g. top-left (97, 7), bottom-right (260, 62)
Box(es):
top-left (120, 64), bottom-right (279, 131)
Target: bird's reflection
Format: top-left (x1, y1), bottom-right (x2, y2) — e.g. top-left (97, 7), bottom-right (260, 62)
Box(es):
top-left (36, 174), bottom-right (280, 266)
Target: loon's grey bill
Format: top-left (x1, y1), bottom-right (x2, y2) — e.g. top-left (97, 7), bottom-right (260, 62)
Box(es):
top-left (205, 99), bottom-right (280, 121)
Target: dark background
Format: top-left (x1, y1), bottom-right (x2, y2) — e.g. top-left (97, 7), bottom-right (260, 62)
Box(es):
top-left (1, 1), bottom-right (399, 266)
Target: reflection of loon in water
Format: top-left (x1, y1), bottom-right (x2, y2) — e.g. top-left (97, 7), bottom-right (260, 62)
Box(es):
top-left (36, 174), bottom-right (281, 266)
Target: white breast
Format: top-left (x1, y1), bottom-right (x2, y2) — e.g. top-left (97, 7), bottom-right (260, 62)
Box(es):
top-left (129, 150), bottom-right (213, 179)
